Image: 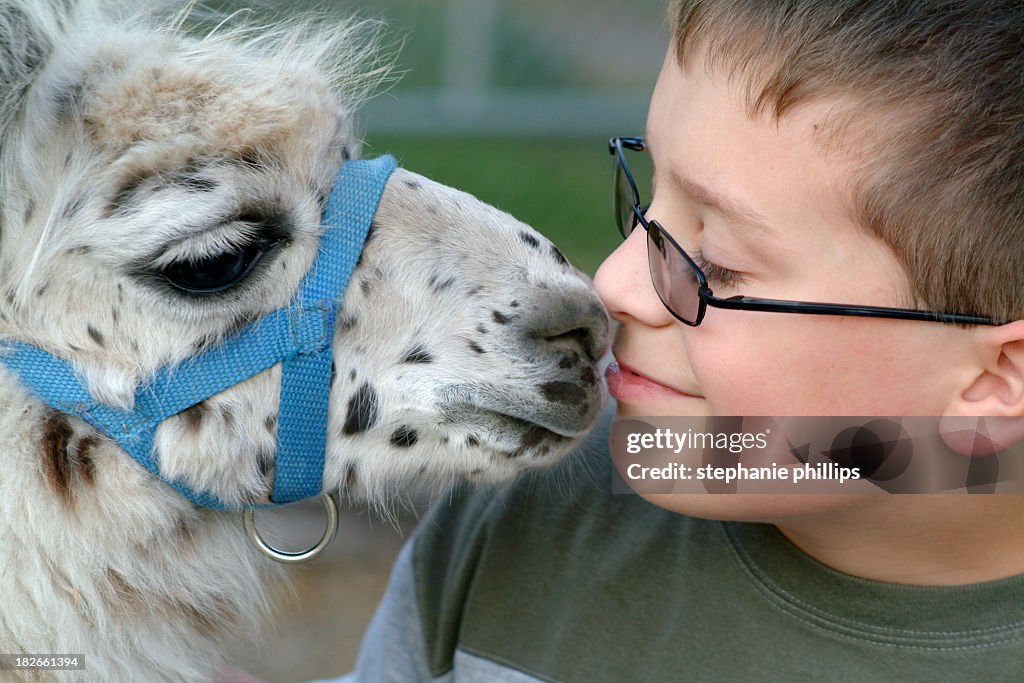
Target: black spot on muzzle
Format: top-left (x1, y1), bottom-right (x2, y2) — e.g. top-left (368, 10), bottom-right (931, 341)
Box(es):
top-left (342, 382), bottom-right (379, 435)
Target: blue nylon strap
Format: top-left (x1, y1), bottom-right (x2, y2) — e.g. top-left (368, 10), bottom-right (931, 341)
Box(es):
top-left (0, 155), bottom-right (397, 510)
top-left (272, 155), bottom-right (395, 503)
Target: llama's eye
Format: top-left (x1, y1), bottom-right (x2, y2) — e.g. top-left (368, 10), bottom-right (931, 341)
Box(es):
top-left (161, 239), bottom-right (275, 294)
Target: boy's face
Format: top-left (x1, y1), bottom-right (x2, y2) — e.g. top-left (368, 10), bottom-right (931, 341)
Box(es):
top-left (594, 49), bottom-right (984, 519)
top-left (596, 49), bottom-right (981, 419)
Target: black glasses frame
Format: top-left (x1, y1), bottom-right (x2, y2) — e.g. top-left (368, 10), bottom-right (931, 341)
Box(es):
top-left (609, 136), bottom-right (997, 327)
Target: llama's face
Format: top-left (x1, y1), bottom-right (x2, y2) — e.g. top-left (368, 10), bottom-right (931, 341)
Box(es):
top-left (0, 11), bottom-right (609, 506)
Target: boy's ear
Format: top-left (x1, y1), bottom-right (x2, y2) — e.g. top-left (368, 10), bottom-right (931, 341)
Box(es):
top-left (941, 320), bottom-right (1024, 456)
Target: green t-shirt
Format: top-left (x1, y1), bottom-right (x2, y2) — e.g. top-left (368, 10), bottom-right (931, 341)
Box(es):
top-left (343, 416), bottom-right (1024, 682)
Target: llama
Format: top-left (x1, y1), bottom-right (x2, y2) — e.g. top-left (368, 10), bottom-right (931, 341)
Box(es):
top-left (0, 2), bottom-right (609, 680)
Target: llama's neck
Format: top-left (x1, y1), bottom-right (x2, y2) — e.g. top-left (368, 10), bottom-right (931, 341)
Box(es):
top-left (0, 375), bottom-right (285, 681)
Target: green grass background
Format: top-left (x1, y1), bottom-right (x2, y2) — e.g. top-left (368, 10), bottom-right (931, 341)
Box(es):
top-left (363, 135), bottom-right (623, 276)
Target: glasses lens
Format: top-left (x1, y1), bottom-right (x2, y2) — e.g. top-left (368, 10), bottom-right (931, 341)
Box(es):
top-left (613, 150), bottom-right (637, 238)
top-left (647, 222), bottom-right (701, 324)
top-left (612, 141), bottom-right (653, 239)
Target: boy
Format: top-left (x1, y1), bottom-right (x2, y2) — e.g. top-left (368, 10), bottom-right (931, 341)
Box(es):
top-left (317, 1), bottom-right (1024, 680)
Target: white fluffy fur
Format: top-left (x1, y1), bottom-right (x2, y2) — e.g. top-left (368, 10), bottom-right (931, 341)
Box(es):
top-left (0, 2), bottom-right (608, 680)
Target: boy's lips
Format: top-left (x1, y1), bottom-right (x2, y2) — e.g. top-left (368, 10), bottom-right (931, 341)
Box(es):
top-left (605, 361), bottom-right (703, 401)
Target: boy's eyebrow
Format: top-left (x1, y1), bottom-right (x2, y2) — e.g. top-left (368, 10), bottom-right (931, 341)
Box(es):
top-left (668, 168), bottom-right (776, 237)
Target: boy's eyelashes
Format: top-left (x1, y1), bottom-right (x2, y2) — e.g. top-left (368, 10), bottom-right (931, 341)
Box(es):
top-left (692, 250), bottom-right (744, 288)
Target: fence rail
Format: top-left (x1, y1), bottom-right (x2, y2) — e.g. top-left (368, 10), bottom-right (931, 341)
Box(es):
top-left (362, 88), bottom-right (650, 136)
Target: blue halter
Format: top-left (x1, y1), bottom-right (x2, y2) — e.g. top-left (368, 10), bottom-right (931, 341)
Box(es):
top-left (0, 155), bottom-right (397, 511)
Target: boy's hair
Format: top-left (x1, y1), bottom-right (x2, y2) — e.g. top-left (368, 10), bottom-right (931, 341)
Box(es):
top-left (669, 0), bottom-right (1024, 323)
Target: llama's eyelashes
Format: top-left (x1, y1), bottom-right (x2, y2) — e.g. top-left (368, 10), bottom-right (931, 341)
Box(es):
top-left (121, 203), bottom-right (298, 300)
top-left (158, 234), bottom-right (281, 295)
top-left (153, 206), bottom-right (295, 263)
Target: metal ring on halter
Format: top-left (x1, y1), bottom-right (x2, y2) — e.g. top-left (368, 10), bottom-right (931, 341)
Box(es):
top-left (243, 492), bottom-right (339, 564)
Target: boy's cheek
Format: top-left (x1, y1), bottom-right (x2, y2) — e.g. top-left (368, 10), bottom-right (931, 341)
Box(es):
top-left (688, 318), bottom-right (948, 416)
top-left (684, 319), bottom-right (819, 414)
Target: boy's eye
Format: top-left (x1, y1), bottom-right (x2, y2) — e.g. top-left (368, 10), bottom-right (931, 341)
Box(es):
top-left (691, 251), bottom-right (744, 288)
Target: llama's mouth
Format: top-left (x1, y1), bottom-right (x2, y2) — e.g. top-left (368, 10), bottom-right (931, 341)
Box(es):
top-left (474, 410), bottom-right (576, 459)
top-left (445, 400), bottom-right (593, 439)
top-left (435, 400), bottom-right (584, 462)
top-left (440, 380), bottom-right (604, 438)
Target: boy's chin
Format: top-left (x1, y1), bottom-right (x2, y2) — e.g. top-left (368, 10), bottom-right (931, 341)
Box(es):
top-left (638, 492), bottom-right (876, 523)
top-left (615, 400), bottom-right (710, 419)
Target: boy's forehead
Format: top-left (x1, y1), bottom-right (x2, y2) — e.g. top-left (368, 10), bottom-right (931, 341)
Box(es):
top-left (661, 44), bottom-right (892, 164)
top-left (652, 48), bottom-right (867, 161)
top-left (646, 48), bottom-right (867, 244)
top-left (643, 48), bottom-right (918, 311)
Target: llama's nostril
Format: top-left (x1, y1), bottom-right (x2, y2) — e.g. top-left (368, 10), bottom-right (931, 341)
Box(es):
top-left (544, 327), bottom-right (594, 358)
top-left (531, 298), bottom-right (609, 362)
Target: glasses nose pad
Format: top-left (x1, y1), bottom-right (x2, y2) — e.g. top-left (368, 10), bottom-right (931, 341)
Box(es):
top-left (618, 202), bottom-right (650, 239)
top-left (635, 203), bottom-right (651, 230)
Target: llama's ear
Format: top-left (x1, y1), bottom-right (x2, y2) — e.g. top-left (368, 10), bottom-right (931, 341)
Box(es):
top-left (0, 2), bottom-right (70, 136)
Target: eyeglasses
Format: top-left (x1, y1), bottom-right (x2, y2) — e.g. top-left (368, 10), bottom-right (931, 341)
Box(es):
top-left (608, 136), bottom-right (996, 327)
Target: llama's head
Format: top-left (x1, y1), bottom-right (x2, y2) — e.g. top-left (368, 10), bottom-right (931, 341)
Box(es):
top-left (0, 2), bottom-right (609, 509)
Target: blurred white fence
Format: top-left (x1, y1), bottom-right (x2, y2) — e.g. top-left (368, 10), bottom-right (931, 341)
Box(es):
top-left (358, 0), bottom-right (669, 136)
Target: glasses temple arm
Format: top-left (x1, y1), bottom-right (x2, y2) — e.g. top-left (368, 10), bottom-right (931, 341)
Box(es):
top-left (703, 292), bottom-right (996, 326)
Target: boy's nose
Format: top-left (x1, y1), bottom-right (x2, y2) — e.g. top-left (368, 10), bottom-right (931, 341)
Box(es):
top-left (594, 227), bottom-right (674, 327)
